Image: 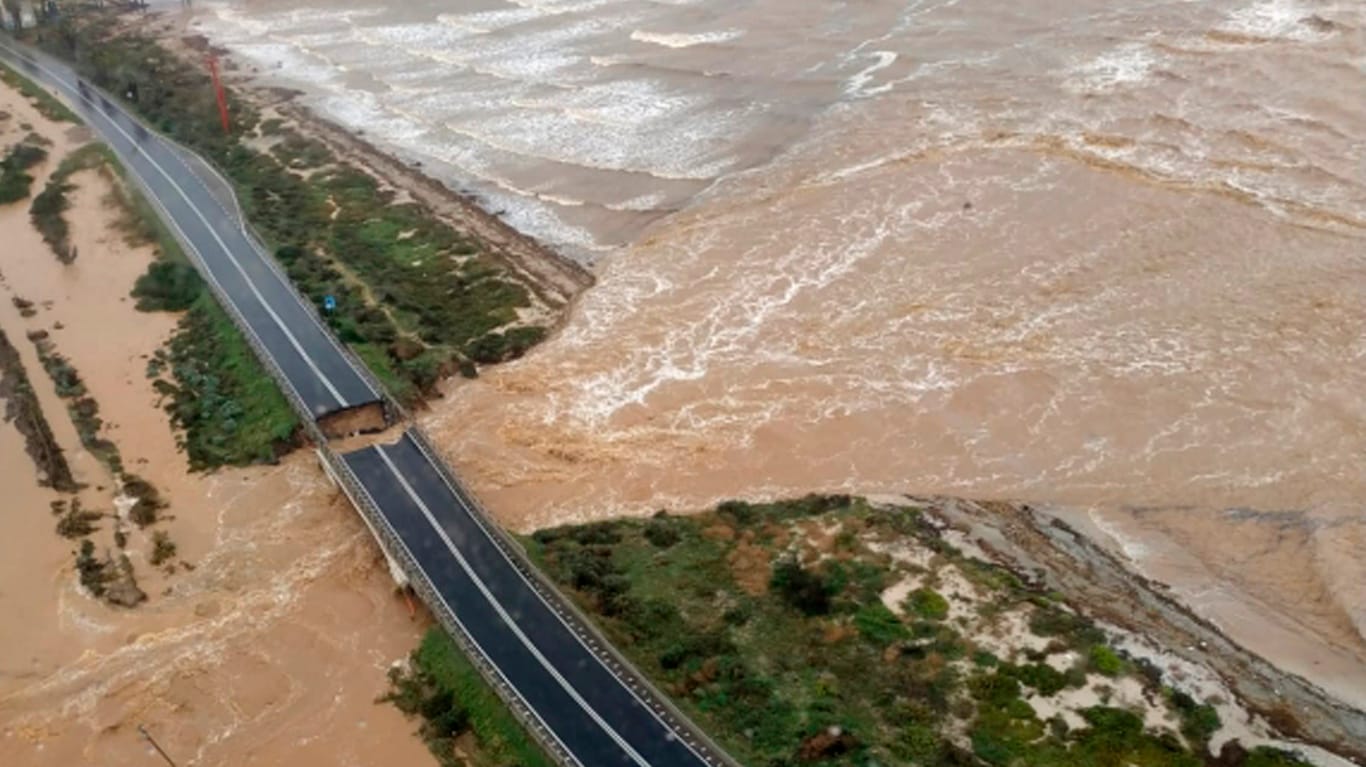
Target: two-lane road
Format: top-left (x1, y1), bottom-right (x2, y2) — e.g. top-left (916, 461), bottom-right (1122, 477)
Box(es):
top-left (0, 39), bottom-right (381, 418)
top-left (345, 432), bottom-right (719, 767)
top-left (2, 34), bottom-right (730, 767)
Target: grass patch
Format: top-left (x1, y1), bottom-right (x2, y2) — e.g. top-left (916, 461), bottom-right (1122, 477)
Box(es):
top-left (0, 60), bottom-right (78, 123)
top-left (384, 628), bottom-right (554, 767)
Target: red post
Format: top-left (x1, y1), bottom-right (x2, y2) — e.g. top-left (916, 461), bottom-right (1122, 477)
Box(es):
top-left (206, 55), bottom-right (230, 135)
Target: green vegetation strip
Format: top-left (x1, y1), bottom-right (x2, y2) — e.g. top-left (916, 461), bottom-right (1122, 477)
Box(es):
top-left (64, 140), bottom-right (303, 470)
top-left (32, 16), bottom-right (547, 402)
top-left (385, 628), bottom-right (554, 767)
top-left (0, 59), bottom-right (77, 123)
top-left (0, 325), bottom-right (76, 491)
top-left (28, 143), bottom-right (107, 263)
top-left (145, 293), bottom-right (300, 470)
top-left (29, 332), bottom-right (164, 525)
top-left (525, 496), bottom-right (1313, 767)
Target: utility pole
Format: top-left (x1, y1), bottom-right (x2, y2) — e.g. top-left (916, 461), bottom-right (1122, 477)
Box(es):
top-left (137, 724), bottom-right (177, 767)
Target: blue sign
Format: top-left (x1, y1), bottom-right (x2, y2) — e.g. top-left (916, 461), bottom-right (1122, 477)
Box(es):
top-left (323, 295), bottom-right (337, 313)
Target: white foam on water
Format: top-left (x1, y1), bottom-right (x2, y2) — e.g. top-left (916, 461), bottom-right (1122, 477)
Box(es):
top-left (607, 192), bottom-right (671, 211)
top-left (629, 29), bottom-right (745, 48)
top-left (1220, 0), bottom-right (1335, 42)
top-left (843, 50), bottom-right (898, 97)
top-left (1066, 42), bottom-right (1160, 92)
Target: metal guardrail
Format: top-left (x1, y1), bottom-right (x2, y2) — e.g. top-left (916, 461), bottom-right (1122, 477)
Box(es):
top-left (7, 40), bottom-right (739, 767)
top-left (404, 428), bottom-right (742, 767)
top-left (315, 445), bottom-right (584, 767)
top-left (150, 132), bottom-right (400, 418)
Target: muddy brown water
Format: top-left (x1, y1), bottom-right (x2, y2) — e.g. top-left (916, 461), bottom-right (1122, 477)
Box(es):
top-left (184, 0), bottom-right (1366, 709)
top-left (0, 84), bottom-right (427, 765)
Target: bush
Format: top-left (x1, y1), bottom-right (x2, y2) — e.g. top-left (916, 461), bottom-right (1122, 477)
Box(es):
top-left (55, 498), bottom-right (102, 538)
top-left (908, 588), bottom-right (950, 620)
top-left (150, 530), bottom-right (177, 566)
top-left (1169, 688), bottom-right (1221, 744)
top-left (1008, 662), bottom-right (1068, 696)
top-left (644, 514), bottom-right (683, 548)
top-left (1088, 644), bottom-right (1123, 677)
top-left (770, 556), bottom-right (834, 615)
top-left (75, 539), bottom-right (109, 596)
top-left (131, 260), bottom-right (202, 311)
top-left (0, 142), bottom-right (47, 203)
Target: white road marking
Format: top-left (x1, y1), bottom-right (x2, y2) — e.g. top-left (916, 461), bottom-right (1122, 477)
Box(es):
top-left (404, 434), bottom-right (716, 765)
top-left (374, 444), bottom-right (654, 767)
top-left (0, 43), bottom-right (348, 408)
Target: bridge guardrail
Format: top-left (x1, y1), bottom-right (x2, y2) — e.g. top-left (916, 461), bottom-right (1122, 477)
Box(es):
top-left (315, 444), bottom-right (583, 767)
top-left (404, 427), bottom-right (741, 767)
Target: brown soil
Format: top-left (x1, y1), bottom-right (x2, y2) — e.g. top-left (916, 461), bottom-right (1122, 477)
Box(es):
top-left (318, 400), bottom-right (387, 439)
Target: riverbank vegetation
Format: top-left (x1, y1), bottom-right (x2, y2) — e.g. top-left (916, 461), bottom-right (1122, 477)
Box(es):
top-left (28, 14), bottom-right (550, 403)
top-left (384, 628), bottom-right (554, 767)
top-left (0, 325), bottom-right (76, 491)
top-left (0, 137), bottom-right (47, 203)
top-left (148, 294), bottom-right (300, 469)
top-left (48, 139), bottom-right (306, 470)
top-left (525, 496), bottom-right (1314, 767)
top-left (28, 143), bottom-right (107, 263)
top-left (0, 60), bottom-right (77, 123)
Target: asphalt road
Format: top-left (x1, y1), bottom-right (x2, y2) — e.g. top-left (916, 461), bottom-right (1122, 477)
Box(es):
top-left (345, 432), bottom-right (716, 767)
top-left (0, 39), bottom-right (381, 418)
top-left (3, 36), bottom-right (724, 767)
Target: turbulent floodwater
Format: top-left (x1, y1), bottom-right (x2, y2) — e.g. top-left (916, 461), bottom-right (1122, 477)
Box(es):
top-left (191, 0), bottom-right (1366, 702)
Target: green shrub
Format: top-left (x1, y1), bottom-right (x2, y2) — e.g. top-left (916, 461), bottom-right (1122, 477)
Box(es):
top-left (75, 539), bottom-right (109, 596)
top-left (131, 260), bottom-right (202, 311)
top-left (908, 588), bottom-right (950, 620)
top-left (770, 556), bottom-right (834, 615)
top-left (1088, 644), bottom-right (1123, 677)
top-left (1169, 688), bottom-right (1221, 744)
top-left (1010, 662), bottom-right (1068, 696)
top-left (149, 530), bottom-right (176, 566)
top-left (54, 498), bottom-right (102, 538)
top-left (0, 141), bottom-right (47, 203)
top-left (644, 514), bottom-right (683, 548)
